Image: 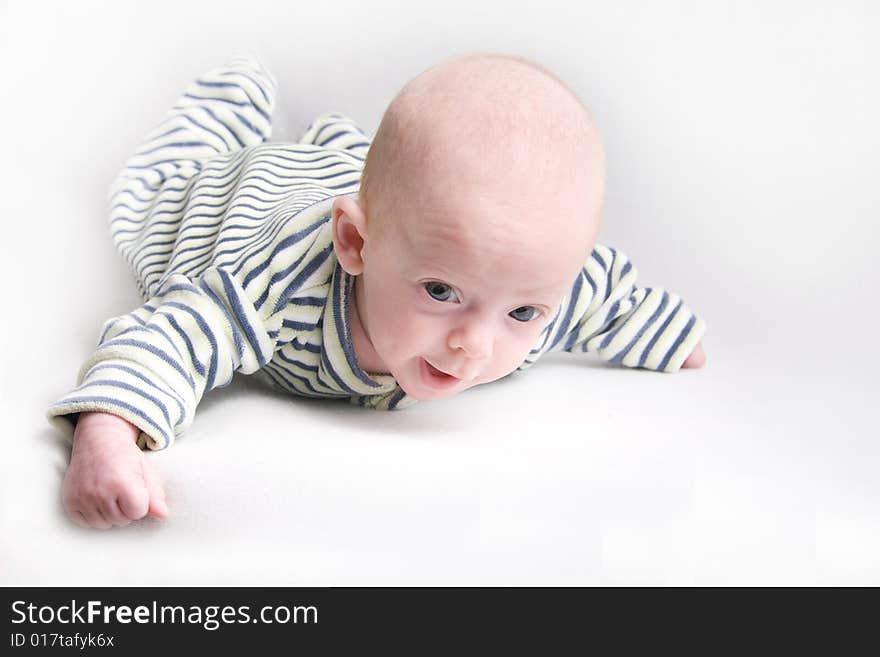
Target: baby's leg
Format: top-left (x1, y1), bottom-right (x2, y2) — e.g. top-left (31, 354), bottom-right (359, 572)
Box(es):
top-left (110, 56), bottom-right (278, 299)
top-left (297, 112), bottom-right (371, 160)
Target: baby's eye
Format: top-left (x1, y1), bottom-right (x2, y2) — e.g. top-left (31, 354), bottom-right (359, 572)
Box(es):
top-left (509, 306), bottom-right (539, 322)
top-left (424, 282), bottom-right (459, 303)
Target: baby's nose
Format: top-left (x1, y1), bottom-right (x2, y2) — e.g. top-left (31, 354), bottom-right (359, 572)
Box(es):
top-left (448, 324), bottom-right (493, 362)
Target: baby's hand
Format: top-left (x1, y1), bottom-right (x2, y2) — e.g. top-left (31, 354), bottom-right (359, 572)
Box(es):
top-left (62, 412), bottom-right (168, 529)
top-left (681, 341), bottom-right (706, 369)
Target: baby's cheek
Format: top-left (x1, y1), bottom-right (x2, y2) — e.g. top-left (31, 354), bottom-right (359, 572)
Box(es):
top-left (382, 310), bottom-right (431, 355)
top-left (476, 350), bottom-right (521, 384)
top-left (497, 336), bottom-right (538, 374)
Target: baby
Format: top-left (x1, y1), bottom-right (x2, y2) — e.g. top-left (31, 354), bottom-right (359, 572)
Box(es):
top-left (48, 53), bottom-right (706, 529)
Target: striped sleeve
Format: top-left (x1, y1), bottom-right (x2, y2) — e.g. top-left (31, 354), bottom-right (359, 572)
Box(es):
top-left (47, 268), bottom-right (276, 450)
top-left (46, 56), bottom-right (286, 450)
top-left (535, 244), bottom-right (706, 372)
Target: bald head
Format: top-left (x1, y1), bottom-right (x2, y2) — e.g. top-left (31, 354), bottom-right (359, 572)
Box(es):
top-left (359, 52), bottom-right (605, 250)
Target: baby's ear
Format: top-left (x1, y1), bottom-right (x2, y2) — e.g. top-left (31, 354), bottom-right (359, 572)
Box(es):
top-left (331, 196), bottom-right (368, 275)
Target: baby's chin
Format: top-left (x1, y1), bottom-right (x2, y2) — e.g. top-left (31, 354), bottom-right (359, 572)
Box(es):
top-left (397, 377), bottom-right (471, 402)
top-left (402, 387), bottom-right (461, 403)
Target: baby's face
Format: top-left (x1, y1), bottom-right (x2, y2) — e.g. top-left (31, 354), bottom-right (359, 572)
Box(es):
top-left (354, 186), bottom-right (595, 402)
top-left (341, 55), bottom-right (606, 400)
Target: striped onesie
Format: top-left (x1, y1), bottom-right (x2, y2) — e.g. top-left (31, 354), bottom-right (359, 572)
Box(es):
top-left (47, 56), bottom-right (707, 451)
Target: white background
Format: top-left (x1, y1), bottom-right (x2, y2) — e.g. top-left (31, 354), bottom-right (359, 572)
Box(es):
top-left (1, 0), bottom-right (877, 585)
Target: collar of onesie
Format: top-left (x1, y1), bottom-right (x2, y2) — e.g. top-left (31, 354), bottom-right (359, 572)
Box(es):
top-left (318, 230), bottom-right (417, 410)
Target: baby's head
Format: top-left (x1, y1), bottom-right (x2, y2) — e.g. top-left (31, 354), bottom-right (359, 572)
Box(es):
top-left (332, 53), bottom-right (606, 401)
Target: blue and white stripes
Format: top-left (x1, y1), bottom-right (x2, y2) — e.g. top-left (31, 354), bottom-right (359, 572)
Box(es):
top-left (47, 56), bottom-right (405, 450)
top-left (47, 56), bottom-right (705, 450)
top-left (520, 244), bottom-right (706, 374)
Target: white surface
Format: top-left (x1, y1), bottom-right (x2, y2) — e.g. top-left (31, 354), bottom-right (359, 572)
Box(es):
top-left (1, 0), bottom-right (878, 585)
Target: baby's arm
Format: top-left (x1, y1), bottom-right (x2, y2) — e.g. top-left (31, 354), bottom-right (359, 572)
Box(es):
top-left (63, 412), bottom-right (167, 529)
top-left (48, 268), bottom-right (278, 449)
top-left (50, 56), bottom-right (284, 529)
top-left (49, 267), bottom-right (280, 528)
top-left (531, 244), bottom-right (706, 372)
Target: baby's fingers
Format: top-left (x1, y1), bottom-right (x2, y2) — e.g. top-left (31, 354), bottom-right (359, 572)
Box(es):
top-left (117, 483), bottom-right (150, 521)
top-left (68, 509), bottom-right (90, 529)
top-left (63, 491), bottom-right (112, 530)
top-left (101, 498), bottom-right (133, 527)
top-left (80, 507), bottom-right (113, 530)
top-left (148, 496), bottom-right (169, 519)
top-left (143, 460), bottom-right (168, 519)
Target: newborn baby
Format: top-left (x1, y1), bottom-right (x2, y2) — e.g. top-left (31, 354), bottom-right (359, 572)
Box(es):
top-left (48, 53), bottom-right (707, 529)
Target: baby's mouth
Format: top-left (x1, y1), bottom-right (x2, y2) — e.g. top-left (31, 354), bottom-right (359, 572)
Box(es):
top-left (426, 361), bottom-right (456, 379)
top-left (420, 358), bottom-right (462, 389)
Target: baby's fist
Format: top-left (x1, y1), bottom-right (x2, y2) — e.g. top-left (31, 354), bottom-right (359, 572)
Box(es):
top-left (681, 341), bottom-right (706, 369)
top-left (62, 412), bottom-right (168, 529)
